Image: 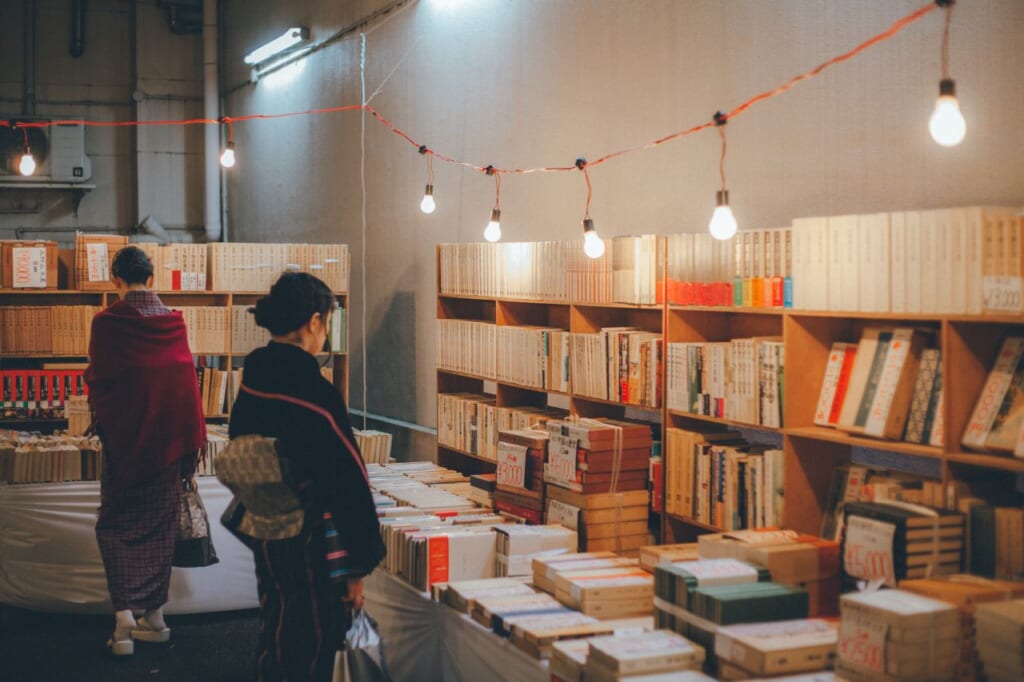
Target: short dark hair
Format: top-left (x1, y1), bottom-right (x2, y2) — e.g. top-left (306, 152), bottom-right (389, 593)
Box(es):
top-left (252, 272), bottom-right (335, 336)
top-left (111, 246), bottom-right (154, 285)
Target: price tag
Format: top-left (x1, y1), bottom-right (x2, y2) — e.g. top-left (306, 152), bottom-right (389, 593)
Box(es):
top-left (843, 515), bottom-right (896, 587)
top-left (86, 243), bottom-right (109, 282)
top-left (548, 434), bottom-right (578, 482)
top-left (983, 276), bottom-right (1023, 313)
top-left (12, 247), bottom-right (47, 288)
top-left (839, 612), bottom-right (887, 673)
top-left (496, 442), bottom-right (527, 488)
top-left (546, 498), bottom-right (579, 530)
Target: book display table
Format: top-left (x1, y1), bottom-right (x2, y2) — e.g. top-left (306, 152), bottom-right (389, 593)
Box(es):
top-left (0, 478), bottom-right (258, 614)
top-left (364, 568), bottom-right (548, 682)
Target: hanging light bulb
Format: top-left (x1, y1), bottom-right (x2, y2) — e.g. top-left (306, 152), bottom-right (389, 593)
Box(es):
top-left (18, 150), bottom-right (36, 176)
top-left (219, 141), bottom-right (237, 168)
top-left (582, 218), bottom-right (605, 259)
top-left (709, 190), bottom-right (738, 241)
top-left (929, 78), bottom-right (965, 147)
top-left (483, 208), bottom-right (501, 242)
top-left (420, 184), bottom-right (436, 214)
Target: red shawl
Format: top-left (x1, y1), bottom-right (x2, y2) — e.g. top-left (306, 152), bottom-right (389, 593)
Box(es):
top-left (85, 300), bottom-right (205, 493)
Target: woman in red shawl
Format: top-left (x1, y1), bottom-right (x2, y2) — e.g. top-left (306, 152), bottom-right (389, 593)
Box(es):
top-left (85, 246), bottom-right (205, 656)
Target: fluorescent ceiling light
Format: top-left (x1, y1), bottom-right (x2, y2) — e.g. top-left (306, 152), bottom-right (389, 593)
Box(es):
top-left (244, 28), bottom-right (309, 66)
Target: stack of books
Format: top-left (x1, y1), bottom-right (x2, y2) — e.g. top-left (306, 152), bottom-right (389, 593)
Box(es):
top-left (353, 429), bottom-right (392, 464)
top-left (466, 473), bottom-right (496, 509)
top-left (508, 612), bottom-right (612, 659)
top-left (697, 529), bottom-right (840, 617)
top-left (435, 576), bottom-right (534, 613)
top-left (543, 418), bottom-right (653, 553)
top-left (493, 523), bottom-right (576, 577)
top-left (900, 574), bottom-right (1024, 681)
top-left (0, 432), bottom-right (103, 483)
top-left (469, 590), bottom-right (570, 636)
top-left (837, 589), bottom-right (960, 682)
top-left (840, 500), bottom-right (964, 589)
top-left (714, 619), bottom-right (837, 680)
top-left (975, 599), bottom-right (1024, 682)
top-left (569, 328), bottom-right (663, 407)
top-left (654, 558), bottom-right (771, 613)
top-left (75, 233), bottom-right (127, 291)
top-left (495, 428), bottom-right (549, 524)
top-left (554, 564), bottom-right (654, 619)
top-left (582, 630), bottom-right (706, 681)
top-left (134, 242), bottom-right (207, 291)
top-left (531, 552), bottom-right (635, 594)
top-left (638, 543), bottom-right (699, 572)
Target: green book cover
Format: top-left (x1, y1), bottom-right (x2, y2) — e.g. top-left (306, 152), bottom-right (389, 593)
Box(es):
top-left (854, 331), bottom-right (893, 427)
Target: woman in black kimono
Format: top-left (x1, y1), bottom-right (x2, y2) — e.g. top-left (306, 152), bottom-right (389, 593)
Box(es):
top-left (229, 272), bottom-right (385, 682)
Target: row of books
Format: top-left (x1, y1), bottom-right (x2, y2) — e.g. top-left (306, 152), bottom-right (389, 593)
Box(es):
top-left (438, 236), bottom-right (662, 304)
top-left (814, 328), bottom-right (940, 443)
top-left (353, 429), bottom-right (393, 465)
top-left (495, 326), bottom-right (570, 391)
top-left (195, 366), bottom-right (241, 417)
top-left (0, 433), bottom-right (103, 483)
top-left (666, 337), bottom-right (784, 427)
top-left (664, 426), bottom-right (784, 531)
top-left (793, 206), bottom-right (1023, 314)
top-left (229, 304), bottom-right (345, 355)
top-left (436, 319), bottom-right (496, 378)
top-left (172, 307), bottom-right (230, 355)
top-left (570, 329), bottom-right (662, 407)
top-left (134, 242), bottom-right (208, 291)
top-left (0, 306), bottom-right (101, 356)
top-left (2, 369), bottom-right (88, 414)
top-left (436, 392), bottom-right (568, 461)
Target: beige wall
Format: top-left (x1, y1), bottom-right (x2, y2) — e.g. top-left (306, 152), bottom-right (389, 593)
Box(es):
top-left (192, 1), bottom-right (1024, 433)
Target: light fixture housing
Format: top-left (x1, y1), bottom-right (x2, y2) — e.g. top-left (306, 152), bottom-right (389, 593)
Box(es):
top-left (709, 190), bottom-right (738, 240)
top-left (244, 27), bottom-right (309, 66)
top-left (582, 218), bottom-right (605, 259)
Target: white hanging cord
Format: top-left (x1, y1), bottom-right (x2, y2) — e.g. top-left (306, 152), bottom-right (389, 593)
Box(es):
top-left (360, 32), bottom-right (369, 431)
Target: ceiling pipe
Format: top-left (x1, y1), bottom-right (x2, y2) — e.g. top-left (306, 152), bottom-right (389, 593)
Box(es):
top-left (23, 0), bottom-right (37, 116)
top-left (70, 0), bottom-right (86, 58)
top-left (202, 0), bottom-right (221, 242)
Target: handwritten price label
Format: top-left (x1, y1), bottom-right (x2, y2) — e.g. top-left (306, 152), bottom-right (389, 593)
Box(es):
top-left (496, 442), bottom-right (527, 488)
top-left (548, 434), bottom-right (578, 482)
top-left (983, 276), bottom-right (1023, 313)
top-left (839, 614), bottom-right (887, 672)
top-left (843, 515), bottom-right (896, 587)
top-left (86, 243), bottom-right (109, 282)
top-left (546, 498), bottom-right (580, 530)
top-left (12, 247), bottom-right (47, 288)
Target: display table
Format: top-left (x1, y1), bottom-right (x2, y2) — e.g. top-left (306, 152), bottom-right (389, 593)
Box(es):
top-left (364, 569), bottom-right (548, 682)
top-left (0, 478), bottom-right (258, 614)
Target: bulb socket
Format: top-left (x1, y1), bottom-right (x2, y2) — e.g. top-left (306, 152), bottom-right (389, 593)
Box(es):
top-left (716, 190), bottom-right (730, 207)
top-left (489, 208), bottom-right (501, 223)
top-left (226, 140), bottom-right (236, 151)
top-left (938, 78), bottom-right (956, 97)
top-left (582, 217), bottom-right (595, 234)
top-left (424, 184), bottom-right (434, 197)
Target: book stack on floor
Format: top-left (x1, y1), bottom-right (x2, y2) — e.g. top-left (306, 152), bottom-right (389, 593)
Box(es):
top-left (837, 589), bottom-right (960, 682)
top-left (495, 428), bottom-right (549, 523)
top-left (714, 619), bottom-right (838, 680)
top-left (840, 500), bottom-right (964, 589)
top-left (493, 523), bottom-right (577, 577)
top-left (435, 576), bottom-right (534, 613)
top-left (353, 429), bottom-right (393, 464)
top-left (581, 631), bottom-right (706, 682)
top-left (697, 529), bottom-right (840, 617)
top-left (544, 418), bottom-right (653, 554)
top-left (900, 574), bottom-right (1024, 681)
top-left (975, 599), bottom-right (1024, 682)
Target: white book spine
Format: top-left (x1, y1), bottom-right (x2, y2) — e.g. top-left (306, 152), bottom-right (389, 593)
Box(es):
top-left (948, 209), bottom-right (968, 314)
top-left (815, 343), bottom-right (850, 426)
top-left (864, 328), bottom-right (914, 437)
top-left (905, 212), bottom-right (922, 313)
top-left (890, 212), bottom-right (907, 313)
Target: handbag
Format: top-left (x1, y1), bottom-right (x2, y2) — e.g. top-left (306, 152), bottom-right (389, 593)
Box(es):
top-left (173, 477), bottom-right (220, 568)
top-left (344, 609), bottom-right (391, 682)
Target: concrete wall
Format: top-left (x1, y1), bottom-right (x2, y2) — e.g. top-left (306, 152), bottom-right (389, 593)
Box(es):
top-left (0, 0), bottom-right (204, 243)
top-left (220, 0), bottom-right (1024, 447)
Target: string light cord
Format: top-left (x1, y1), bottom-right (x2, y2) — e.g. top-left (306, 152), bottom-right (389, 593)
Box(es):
top-left (939, 0), bottom-right (953, 80)
top-left (714, 111), bottom-right (728, 192)
top-left (0, 2), bottom-right (939, 179)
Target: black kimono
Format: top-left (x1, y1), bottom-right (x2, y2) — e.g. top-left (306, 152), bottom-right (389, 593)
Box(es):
top-left (229, 341), bottom-right (385, 682)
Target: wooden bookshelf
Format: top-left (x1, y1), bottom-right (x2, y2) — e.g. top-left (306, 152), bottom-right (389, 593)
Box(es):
top-left (437, 241), bottom-right (1024, 545)
top-left (0, 251), bottom-right (351, 426)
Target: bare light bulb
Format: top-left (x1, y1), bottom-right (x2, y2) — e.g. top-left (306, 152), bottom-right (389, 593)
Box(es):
top-left (18, 152), bottom-right (36, 176)
top-left (582, 218), bottom-right (605, 259)
top-left (709, 190), bottom-right (738, 240)
top-left (484, 208), bottom-right (501, 242)
top-left (220, 142), bottom-right (236, 168)
top-left (929, 79), bottom-right (965, 147)
top-left (420, 184), bottom-right (436, 214)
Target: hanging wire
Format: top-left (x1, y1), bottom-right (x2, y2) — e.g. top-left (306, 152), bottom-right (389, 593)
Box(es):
top-left (940, 1), bottom-right (953, 80)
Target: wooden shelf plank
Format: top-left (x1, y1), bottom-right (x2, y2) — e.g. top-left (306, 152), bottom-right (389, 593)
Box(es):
top-left (570, 394), bottom-right (661, 411)
top-left (947, 451), bottom-right (1024, 472)
top-left (784, 425), bottom-right (944, 458)
top-left (437, 444), bottom-right (497, 466)
top-left (665, 512), bottom-right (722, 533)
top-left (667, 409), bottom-right (781, 432)
top-left (668, 305), bottom-right (783, 316)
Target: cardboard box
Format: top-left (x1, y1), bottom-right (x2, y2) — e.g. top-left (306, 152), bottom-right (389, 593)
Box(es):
top-left (74, 233), bottom-right (128, 291)
top-left (1, 240), bottom-right (58, 289)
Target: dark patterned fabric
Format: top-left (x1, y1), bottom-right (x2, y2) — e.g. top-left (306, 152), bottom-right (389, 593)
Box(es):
top-left (253, 531), bottom-right (350, 682)
top-left (96, 463), bottom-right (181, 611)
top-left (124, 288), bottom-right (170, 317)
